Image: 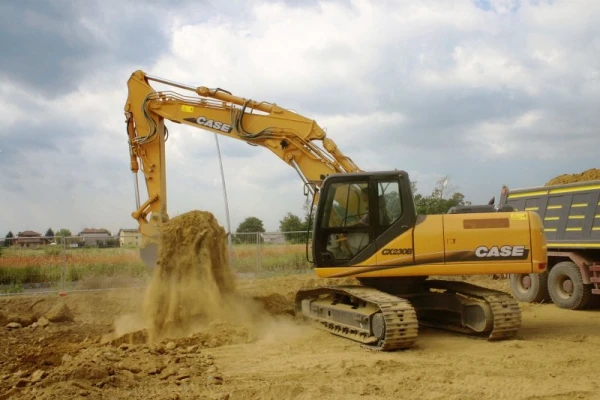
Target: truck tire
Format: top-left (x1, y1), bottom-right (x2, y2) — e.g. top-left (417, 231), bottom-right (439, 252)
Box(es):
top-left (547, 261), bottom-right (592, 310)
top-left (509, 272), bottom-right (550, 303)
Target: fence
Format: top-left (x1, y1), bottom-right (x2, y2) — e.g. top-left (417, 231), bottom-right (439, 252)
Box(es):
top-left (0, 230), bottom-right (313, 295)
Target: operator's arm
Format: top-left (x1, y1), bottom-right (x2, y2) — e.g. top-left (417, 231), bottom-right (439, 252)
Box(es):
top-left (124, 70), bottom-right (361, 256)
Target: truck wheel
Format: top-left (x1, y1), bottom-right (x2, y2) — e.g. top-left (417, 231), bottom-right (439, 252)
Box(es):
top-left (547, 262), bottom-right (592, 310)
top-left (509, 272), bottom-right (550, 303)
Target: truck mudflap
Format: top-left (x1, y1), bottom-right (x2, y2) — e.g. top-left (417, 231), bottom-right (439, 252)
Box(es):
top-left (406, 280), bottom-right (522, 341)
top-left (294, 285), bottom-right (419, 351)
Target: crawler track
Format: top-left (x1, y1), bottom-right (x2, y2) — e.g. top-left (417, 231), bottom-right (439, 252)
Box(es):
top-left (295, 286), bottom-right (419, 351)
top-left (295, 280), bottom-right (522, 350)
top-left (422, 280), bottom-right (522, 341)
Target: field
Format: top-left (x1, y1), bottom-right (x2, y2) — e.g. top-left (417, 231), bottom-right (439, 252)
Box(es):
top-left (0, 271), bottom-right (599, 400)
top-left (0, 241), bottom-right (311, 293)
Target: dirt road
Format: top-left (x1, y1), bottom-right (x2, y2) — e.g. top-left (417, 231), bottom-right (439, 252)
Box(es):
top-left (0, 275), bottom-right (598, 399)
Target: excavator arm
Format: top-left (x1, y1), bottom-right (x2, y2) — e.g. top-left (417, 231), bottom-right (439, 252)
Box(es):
top-left (124, 70), bottom-right (360, 266)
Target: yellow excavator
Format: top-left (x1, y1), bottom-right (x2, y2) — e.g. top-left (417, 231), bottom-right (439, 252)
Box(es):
top-left (124, 70), bottom-right (548, 351)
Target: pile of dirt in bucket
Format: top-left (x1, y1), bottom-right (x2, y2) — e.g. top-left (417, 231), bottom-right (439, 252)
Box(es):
top-left (143, 210), bottom-right (239, 342)
top-left (545, 168), bottom-right (600, 186)
top-left (138, 210), bottom-right (282, 345)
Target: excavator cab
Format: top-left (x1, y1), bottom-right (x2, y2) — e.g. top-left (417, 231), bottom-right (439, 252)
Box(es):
top-left (312, 171), bottom-right (417, 268)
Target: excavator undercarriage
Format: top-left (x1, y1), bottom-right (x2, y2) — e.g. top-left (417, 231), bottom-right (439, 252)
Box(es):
top-left (294, 278), bottom-right (522, 351)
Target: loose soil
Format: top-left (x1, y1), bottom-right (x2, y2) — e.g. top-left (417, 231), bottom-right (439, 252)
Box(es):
top-left (1, 211), bottom-right (598, 399)
top-left (0, 274), bottom-right (599, 399)
top-left (545, 168), bottom-right (600, 186)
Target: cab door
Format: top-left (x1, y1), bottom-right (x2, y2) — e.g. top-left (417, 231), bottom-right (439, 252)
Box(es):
top-left (374, 175), bottom-right (416, 266)
top-left (313, 177), bottom-right (375, 267)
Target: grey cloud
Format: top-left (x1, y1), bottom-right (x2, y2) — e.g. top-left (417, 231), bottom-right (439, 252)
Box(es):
top-left (2, 0), bottom-right (600, 234)
top-left (0, 0), bottom-right (174, 97)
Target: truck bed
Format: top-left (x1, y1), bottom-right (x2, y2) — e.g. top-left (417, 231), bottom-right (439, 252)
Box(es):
top-left (499, 180), bottom-right (600, 249)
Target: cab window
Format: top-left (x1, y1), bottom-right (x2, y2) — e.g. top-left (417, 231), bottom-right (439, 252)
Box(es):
top-left (377, 180), bottom-right (402, 228)
top-left (321, 182), bottom-right (369, 228)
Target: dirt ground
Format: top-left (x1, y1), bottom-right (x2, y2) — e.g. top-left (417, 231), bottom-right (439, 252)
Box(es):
top-left (0, 274), bottom-right (598, 400)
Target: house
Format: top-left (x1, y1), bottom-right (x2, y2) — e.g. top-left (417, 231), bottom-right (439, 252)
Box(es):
top-left (15, 231), bottom-right (51, 248)
top-left (261, 232), bottom-right (286, 244)
top-left (118, 228), bottom-right (141, 247)
top-left (78, 228), bottom-right (111, 247)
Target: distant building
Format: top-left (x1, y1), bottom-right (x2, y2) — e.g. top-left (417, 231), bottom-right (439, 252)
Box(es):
top-left (118, 229), bottom-right (141, 247)
top-left (15, 231), bottom-right (51, 248)
top-left (78, 228), bottom-right (110, 247)
top-left (261, 232), bottom-right (286, 244)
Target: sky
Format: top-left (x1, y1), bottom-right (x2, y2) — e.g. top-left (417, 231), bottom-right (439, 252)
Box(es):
top-left (1, 0), bottom-right (599, 236)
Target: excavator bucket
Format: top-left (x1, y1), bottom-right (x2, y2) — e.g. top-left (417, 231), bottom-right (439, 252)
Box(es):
top-left (140, 242), bottom-right (159, 271)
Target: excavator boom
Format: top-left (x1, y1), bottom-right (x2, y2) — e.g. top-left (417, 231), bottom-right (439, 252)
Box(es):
top-left (125, 70), bottom-right (360, 265)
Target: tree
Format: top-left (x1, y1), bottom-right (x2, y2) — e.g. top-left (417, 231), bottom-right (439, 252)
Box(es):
top-left (279, 212), bottom-right (309, 243)
top-left (45, 228), bottom-right (54, 238)
top-left (303, 212), bottom-right (314, 232)
top-left (410, 180), bottom-right (417, 196)
top-left (55, 228), bottom-right (72, 245)
top-left (56, 229), bottom-right (71, 237)
top-left (236, 217), bottom-right (265, 233)
top-left (413, 176), bottom-right (471, 215)
top-left (279, 212), bottom-right (304, 232)
top-left (4, 231), bottom-right (14, 247)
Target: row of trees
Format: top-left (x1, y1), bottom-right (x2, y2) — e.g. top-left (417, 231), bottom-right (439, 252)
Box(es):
top-left (233, 176), bottom-right (472, 238)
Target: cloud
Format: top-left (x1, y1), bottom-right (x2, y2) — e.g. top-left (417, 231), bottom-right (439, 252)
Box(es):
top-left (1, 0), bottom-right (600, 236)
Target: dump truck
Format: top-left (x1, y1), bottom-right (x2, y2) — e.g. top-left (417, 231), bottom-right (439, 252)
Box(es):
top-left (498, 180), bottom-right (600, 310)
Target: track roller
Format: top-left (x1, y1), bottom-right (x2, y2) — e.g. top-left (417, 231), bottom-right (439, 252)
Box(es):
top-left (294, 285), bottom-right (419, 351)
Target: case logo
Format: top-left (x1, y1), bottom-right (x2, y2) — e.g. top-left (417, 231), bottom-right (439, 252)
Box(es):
top-left (185, 116), bottom-right (232, 133)
top-left (475, 245), bottom-right (526, 258)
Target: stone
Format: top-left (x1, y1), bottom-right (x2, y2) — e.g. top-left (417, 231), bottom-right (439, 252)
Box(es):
top-left (37, 317), bottom-right (50, 328)
top-left (45, 303), bottom-right (74, 323)
top-left (186, 345), bottom-right (199, 353)
top-left (6, 322), bottom-right (21, 330)
top-left (30, 370), bottom-right (47, 383)
top-left (207, 375), bottom-right (223, 385)
top-left (8, 314), bottom-right (35, 327)
top-left (103, 352), bottom-right (120, 362)
top-left (207, 365), bottom-right (218, 373)
top-left (166, 342), bottom-right (176, 351)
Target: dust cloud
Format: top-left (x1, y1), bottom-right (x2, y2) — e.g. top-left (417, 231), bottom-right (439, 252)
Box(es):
top-left (140, 210), bottom-right (292, 344)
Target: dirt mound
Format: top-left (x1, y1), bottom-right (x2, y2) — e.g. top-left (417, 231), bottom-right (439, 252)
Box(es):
top-left (252, 293), bottom-right (295, 316)
top-left (23, 337), bottom-right (226, 399)
top-left (140, 210), bottom-right (284, 346)
top-left (143, 210), bottom-right (237, 342)
top-left (545, 168), bottom-right (600, 186)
